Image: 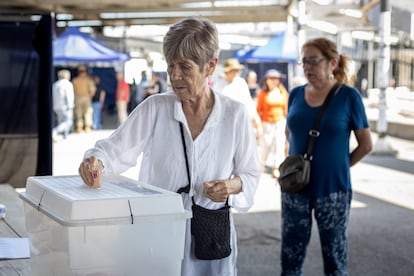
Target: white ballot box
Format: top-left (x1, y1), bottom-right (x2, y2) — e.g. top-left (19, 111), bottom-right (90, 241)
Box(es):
top-left (19, 175), bottom-right (191, 276)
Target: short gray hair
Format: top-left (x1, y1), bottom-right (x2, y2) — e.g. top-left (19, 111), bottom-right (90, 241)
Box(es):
top-left (57, 69), bottom-right (71, 80)
top-left (163, 17), bottom-right (219, 71)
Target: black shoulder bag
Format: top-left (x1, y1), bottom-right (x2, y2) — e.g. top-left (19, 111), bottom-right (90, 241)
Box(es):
top-left (177, 123), bottom-right (231, 260)
top-left (278, 83), bottom-right (340, 193)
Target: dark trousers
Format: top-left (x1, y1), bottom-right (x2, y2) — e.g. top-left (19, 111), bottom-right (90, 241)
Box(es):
top-left (280, 190), bottom-right (352, 276)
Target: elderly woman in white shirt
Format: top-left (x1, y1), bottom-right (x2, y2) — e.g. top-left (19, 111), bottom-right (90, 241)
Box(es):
top-left (78, 17), bottom-right (260, 276)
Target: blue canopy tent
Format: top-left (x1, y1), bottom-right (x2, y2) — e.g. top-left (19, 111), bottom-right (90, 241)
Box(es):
top-left (232, 47), bottom-right (257, 62)
top-left (53, 27), bottom-right (129, 64)
top-left (53, 27), bottom-right (130, 112)
top-left (235, 32), bottom-right (298, 63)
top-left (233, 32), bottom-right (298, 88)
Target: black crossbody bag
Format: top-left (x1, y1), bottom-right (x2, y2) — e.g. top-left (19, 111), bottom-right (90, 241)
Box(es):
top-left (177, 123), bottom-right (231, 260)
top-left (278, 83), bottom-right (340, 193)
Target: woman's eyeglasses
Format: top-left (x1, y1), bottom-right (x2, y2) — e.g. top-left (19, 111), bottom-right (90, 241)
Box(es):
top-left (298, 57), bottom-right (326, 66)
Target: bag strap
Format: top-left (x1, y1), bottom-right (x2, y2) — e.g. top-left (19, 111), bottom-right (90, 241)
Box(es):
top-left (176, 122), bottom-right (229, 207)
top-left (177, 123), bottom-right (191, 194)
top-left (305, 83), bottom-right (340, 160)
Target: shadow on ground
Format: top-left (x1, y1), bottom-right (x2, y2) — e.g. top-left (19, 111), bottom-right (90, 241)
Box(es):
top-left (234, 192), bottom-right (414, 276)
top-left (362, 154), bottom-right (414, 175)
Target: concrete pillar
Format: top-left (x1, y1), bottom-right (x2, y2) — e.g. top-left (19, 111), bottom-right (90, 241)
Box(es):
top-left (372, 0), bottom-right (397, 155)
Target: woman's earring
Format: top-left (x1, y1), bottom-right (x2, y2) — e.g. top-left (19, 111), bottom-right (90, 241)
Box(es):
top-left (329, 73), bottom-right (334, 80)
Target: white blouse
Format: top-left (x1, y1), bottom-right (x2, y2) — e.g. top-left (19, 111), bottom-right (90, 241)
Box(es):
top-left (84, 91), bottom-right (261, 276)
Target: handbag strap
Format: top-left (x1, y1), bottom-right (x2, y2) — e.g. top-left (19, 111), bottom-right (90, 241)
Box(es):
top-left (177, 122), bottom-right (229, 207)
top-left (177, 123), bottom-right (191, 194)
top-left (305, 83), bottom-right (340, 160)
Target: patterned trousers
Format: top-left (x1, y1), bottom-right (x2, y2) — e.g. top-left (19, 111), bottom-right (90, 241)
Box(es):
top-left (280, 190), bottom-right (352, 276)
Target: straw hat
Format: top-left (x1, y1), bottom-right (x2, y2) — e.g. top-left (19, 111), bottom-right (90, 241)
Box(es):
top-left (223, 58), bottom-right (244, 73)
top-left (264, 69), bottom-right (286, 79)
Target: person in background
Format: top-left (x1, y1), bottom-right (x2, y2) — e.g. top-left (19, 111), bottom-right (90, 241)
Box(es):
top-left (52, 69), bottom-right (74, 140)
top-left (115, 72), bottom-right (130, 125)
top-left (78, 16), bottom-right (260, 276)
top-left (144, 72), bottom-right (166, 99)
top-left (134, 70), bottom-right (149, 107)
top-left (127, 78), bottom-right (138, 113)
top-left (256, 69), bottom-right (289, 178)
top-left (72, 65), bottom-right (96, 133)
top-left (156, 72), bottom-right (168, 93)
top-left (245, 70), bottom-right (259, 99)
top-left (355, 64), bottom-right (368, 98)
top-left (91, 76), bottom-right (106, 130)
top-left (281, 37), bottom-right (372, 275)
top-left (221, 58), bottom-right (262, 138)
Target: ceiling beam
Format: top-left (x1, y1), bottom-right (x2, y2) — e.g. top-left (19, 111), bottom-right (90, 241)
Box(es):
top-left (97, 12), bottom-right (287, 27)
top-left (49, 5), bottom-right (289, 26)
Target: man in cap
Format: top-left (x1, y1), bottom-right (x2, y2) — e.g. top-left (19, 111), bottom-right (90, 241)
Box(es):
top-left (220, 58), bottom-right (262, 138)
top-left (72, 65), bottom-right (96, 133)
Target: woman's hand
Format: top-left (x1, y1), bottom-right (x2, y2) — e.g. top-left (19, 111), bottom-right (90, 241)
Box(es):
top-left (78, 156), bottom-right (104, 189)
top-left (203, 177), bottom-right (242, 202)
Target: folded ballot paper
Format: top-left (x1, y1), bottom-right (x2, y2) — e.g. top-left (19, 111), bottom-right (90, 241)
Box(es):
top-left (0, 237), bottom-right (30, 259)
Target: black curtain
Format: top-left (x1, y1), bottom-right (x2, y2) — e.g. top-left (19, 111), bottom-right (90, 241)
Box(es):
top-left (0, 23), bottom-right (39, 134)
top-left (33, 15), bottom-right (53, 176)
top-left (0, 14), bottom-right (53, 187)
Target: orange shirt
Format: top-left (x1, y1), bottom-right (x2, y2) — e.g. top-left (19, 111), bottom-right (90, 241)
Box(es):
top-left (256, 86), bottom-right (288, 123)
top-left (115, 79), bottom-right (130, 102)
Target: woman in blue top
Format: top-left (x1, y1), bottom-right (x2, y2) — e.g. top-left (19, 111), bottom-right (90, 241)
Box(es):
top-left (281, 37), bottom-right (373, 275)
